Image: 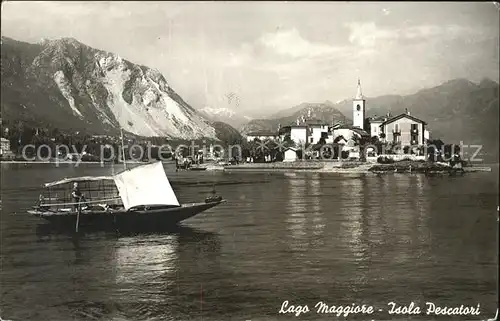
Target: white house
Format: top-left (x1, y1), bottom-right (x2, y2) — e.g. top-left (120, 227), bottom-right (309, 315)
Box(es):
top-left (279, 125), bottom-right (308, 146)
top-left (1, 137), bottom-right (11, 156)
top-left (424, 129), bottom-right (430, 141)
top-left (368, 116), bottom-right (386, 138)
top-left (290, 126), bottom-right (307, 145)
top-left (283, 147), bottom-right (298, 162)
top-left (307, 121), bottom-right (330, 145)
top-left (379, 110), bottom-right (427, 146)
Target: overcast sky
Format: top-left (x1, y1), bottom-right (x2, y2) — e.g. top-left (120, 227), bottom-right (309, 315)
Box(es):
top-left (2, 1), bottom-right (499, 114)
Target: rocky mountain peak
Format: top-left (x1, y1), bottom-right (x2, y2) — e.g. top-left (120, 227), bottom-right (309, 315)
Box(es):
top-left (1, 36), bottom-right (217, 139)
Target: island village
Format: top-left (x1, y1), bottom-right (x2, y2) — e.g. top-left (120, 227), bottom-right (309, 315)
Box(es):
top-left (0, 79), bottom-right (481, 174)
top-left (1, 77), bottom-right (479, 175)
top-left (244, 79), bottom-right (432, 164)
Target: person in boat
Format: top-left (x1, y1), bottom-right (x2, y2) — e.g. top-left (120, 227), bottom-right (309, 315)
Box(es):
top-left (71, 182), bottom-right (85, 210)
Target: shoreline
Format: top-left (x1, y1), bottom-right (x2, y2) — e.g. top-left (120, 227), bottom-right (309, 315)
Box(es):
top-left (0, 160), bottom-right (176, 165)
top-left (223, 161), bottom-right (493, 174)
top-left (1, 160), bottom-right (493, 174)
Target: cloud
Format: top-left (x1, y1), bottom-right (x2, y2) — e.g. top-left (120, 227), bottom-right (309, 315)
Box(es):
top-left (346, 22), bottom-right (492, 49)
top-left (2, 1), bottom-right (496, 113)
top-left (257, 28), bottom-right (344, 59)
top-left (346, 22), bottom-right (398, 48)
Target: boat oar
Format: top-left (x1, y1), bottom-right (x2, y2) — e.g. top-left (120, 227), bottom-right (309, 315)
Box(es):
top-left (75, 200), bottom-right (81, 232)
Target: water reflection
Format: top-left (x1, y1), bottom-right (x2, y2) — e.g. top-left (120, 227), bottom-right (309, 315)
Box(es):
top-left (285, 177), bottom-right (307, 252)
top-left (32, 224), bottom-right (221, 320)
top-left (415, 175), bottom-right (431, 248)
top-left (365, 177), bottom-right (384, 247)
top-left (113, 227), bottom-right (222, 320)
top-left (338, 178), bottom-right (367, 263)
top-left (115, 235), bottom-right (179, 286)
top-left (309, 174), bottom-right (324, 239)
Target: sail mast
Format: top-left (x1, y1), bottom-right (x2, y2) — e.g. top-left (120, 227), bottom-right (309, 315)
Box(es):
top-left (120, 127), bottom-right (127, 170)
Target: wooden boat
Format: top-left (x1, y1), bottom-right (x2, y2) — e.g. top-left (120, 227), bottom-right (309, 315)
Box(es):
top-left (27, 161), bottom-right (225, 230)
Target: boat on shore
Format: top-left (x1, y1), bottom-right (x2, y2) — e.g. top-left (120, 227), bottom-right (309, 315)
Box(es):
top-left (27, 161), bottom-right (225, 231)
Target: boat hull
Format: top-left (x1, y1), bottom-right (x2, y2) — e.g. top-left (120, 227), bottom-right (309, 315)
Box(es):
top-left (28, 201), bottom-right (224, 230)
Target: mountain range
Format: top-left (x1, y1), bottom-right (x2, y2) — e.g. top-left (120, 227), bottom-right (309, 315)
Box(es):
top-left (1, 36), bottom-right (217, 139)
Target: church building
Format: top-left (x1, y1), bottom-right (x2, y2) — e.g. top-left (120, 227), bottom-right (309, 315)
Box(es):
top-left (331, 79), bottom-right (370, 142)
top-left (357, 78), bottom-right (431, 147)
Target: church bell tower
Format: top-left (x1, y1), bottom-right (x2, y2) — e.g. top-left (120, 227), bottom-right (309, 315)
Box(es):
top-left (353, 78), bottom-right (366, 130)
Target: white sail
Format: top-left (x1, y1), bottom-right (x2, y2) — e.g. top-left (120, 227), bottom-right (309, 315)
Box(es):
top-left (113, 161), bottom-right (180, 210)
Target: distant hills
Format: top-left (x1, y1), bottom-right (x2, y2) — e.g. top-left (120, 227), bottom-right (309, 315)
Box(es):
top-left (210, 121), bottom-right (244, 145)
top-left (198, 106), bottom-right (253, 129)
top-left (241, 101), bottom-right (348, 134)
top-left (1, 36), bottom-right (218, 139)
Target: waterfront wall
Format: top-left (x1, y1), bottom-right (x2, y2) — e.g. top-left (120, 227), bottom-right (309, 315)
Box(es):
top-left (366, 154), bottom-right (427, 163)
top-left (225, 160), bottom-right (367, 171)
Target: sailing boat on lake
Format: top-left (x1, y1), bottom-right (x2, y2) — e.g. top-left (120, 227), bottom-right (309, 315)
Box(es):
top-left (28, 161), bottom-right (225, 230)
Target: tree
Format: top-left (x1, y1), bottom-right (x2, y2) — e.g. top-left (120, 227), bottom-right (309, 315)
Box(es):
top-left (283, 135), bottom-right (296, 148)
top-left (426, 139), bottom-right (445, 162)
top-left (368, 135), bottom-right (385, 156)
top-left (444, 143), bottom-right (461, 161)
top-left (352, 134), bottom-right (369, 161)
top-left (332, 135), bottom-right (347, 160)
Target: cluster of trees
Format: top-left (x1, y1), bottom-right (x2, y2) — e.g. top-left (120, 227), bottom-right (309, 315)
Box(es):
top-left (239, 139), bottom-right (290, 163)
top-left (2, 122), bottom-right (113, 158)
top-left (307, 133), bottom-right (463, 163)
top-left (239, 134), bottom-right (352, 163)
top-left (425, 139), bottom-right (463, 163)
top-left (1, 121), bottom-right (180, 161)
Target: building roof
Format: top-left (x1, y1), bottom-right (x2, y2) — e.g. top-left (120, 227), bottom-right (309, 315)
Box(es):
top-left (369, 115), bottom-right (386, 122)
top-left (333, 135), bottom-right (348, 143)
top-left (304, 119), bottom-right (328, 126)
top-left (334, 124), bottom-right (352, 129)
top-left (351, 128), bottom-right (371, 137)
top-left (333, 125), bottom-right (370, 137)
top-left (246, 131), bottom-right (278, 136)
top-left (379, 113), bottom-right (427, 126)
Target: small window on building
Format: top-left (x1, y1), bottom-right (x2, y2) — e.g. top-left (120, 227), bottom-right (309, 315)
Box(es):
top-left (394, 123), bottom-right (400, 132)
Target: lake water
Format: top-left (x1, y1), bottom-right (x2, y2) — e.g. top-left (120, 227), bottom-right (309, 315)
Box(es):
top-left (0, 163), bottom-right (498, 321)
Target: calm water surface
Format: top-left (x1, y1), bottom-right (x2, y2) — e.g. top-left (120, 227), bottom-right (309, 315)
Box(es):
top-left (0, 163), bottom-right (498, 321)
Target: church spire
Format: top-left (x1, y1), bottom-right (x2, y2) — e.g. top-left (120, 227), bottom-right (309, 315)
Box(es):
top-left (355, 78), bottom-right (363, 100)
